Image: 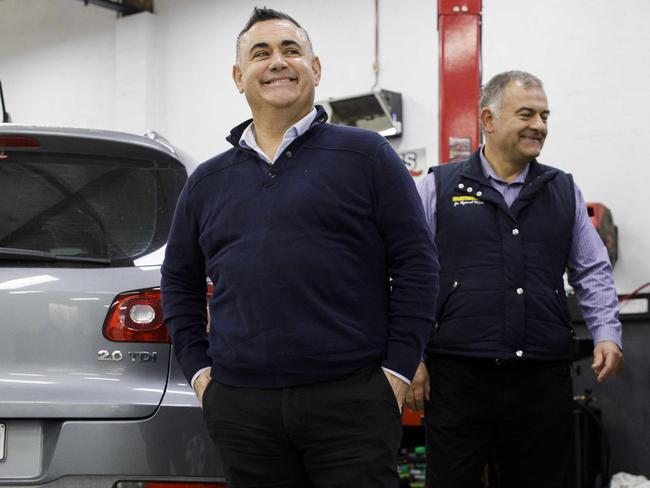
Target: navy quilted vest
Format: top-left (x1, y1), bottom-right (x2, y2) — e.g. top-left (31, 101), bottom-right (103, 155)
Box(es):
top-left (428, 150), bottom-right (576, 360)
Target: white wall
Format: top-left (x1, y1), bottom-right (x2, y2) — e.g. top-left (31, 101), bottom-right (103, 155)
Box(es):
top-left (0, 0), bottom-right (648, 293)
top-left (0, 0), bottom-right (116, 128)
top-left (482, 0), bottom-right (650, 294)
top-left (150, 0), bottom-right (438, 170)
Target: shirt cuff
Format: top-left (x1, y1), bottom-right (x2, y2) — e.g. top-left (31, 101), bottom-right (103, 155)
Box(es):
top-left (381, 366), bottom-right (411, 385)
top-left (591, 325), bottom-right (623, 350)
top-left (190, 366), bottom-right (211, 389)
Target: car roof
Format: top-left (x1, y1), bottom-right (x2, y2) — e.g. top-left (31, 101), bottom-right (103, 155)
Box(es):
top-left (0, 124), bottom-right (179, 158)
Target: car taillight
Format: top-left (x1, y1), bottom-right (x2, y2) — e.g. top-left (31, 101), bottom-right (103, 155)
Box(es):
top-left (0, 135), bottom-right (40, 148)
top-left (103, 289), bottom-right (169, 343)
top-left (144, 483), bottom-right (227, 488)
top-left (115, 482), bottom-right (227, 488)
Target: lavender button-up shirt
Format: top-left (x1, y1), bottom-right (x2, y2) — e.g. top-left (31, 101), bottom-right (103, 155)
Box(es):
top-left (417, 148), bottom-right (622, 348)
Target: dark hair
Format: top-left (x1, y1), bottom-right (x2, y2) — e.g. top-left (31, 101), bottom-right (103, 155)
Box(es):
top-left (480, 70), bottom-right (544, 118)
top-left (235, 7), bottom-right (314, 63)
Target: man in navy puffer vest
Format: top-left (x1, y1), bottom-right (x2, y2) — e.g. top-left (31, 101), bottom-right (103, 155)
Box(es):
top-left (409, 71), bottom-right (623, 488)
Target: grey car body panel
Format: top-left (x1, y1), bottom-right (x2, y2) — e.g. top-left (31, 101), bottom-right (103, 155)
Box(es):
top-left (0, 266), bottom-right (170, 418)
top-left (0, 358), bottom-right (225, 485)
top-left (0, 126), bottom-right (224, 486)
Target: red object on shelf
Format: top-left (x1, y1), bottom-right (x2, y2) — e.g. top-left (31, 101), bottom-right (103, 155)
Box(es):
top-left (403, 407), bottom-right (423, 427)
top-left (438, 0), bottom-right (482, 164)
top-left (586, 202), bottom-right (618, 265)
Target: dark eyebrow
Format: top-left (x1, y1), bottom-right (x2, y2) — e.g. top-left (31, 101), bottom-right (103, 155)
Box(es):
top-left (249, 42), bottom-right (270, 54)
top-left (515, 107), bottom-right (551, 115)
top-left (249, 39), bottom-right (302, 55)
top-left (280, 40), bottom-right (301, 49)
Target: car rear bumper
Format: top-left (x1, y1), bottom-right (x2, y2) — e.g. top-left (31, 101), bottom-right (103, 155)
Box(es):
top-left (0, 361), bottom-right (224, 486)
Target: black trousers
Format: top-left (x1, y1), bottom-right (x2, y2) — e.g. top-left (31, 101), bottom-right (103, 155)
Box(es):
top-left (202, 364), bottom-right (403, 488)
top-left (424, 354), bottom-right (573, 488)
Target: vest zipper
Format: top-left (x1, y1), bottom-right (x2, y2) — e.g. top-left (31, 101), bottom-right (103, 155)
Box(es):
top-left (435, 280), bottom-right (460, 331)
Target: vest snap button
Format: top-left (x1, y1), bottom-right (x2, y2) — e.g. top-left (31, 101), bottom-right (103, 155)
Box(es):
top-left (516, 287), bottom-right (524, 295)
top-left (286, 151), bottom-right (293, 158)
top-left (476, 191), bottom-right (482, 197)
top-left (458, 183), bottom-right (465, 189)
top-left (467, 187), bottom-right (473, 193)
top-left (512, 228), bottom-right (520, 236)
top-left (516, 350), bottom-right (524, 358)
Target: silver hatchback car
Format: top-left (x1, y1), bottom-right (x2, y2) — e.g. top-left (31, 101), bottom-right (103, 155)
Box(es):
top-left (0, 126), bottom-right (225, 487)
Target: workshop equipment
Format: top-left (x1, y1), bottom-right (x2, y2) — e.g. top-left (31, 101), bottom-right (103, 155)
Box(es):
top-left (586, 202), bottom-right (618, 266)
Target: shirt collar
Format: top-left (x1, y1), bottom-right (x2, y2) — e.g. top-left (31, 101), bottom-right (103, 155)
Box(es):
top-left (479, 145), bottom-right (529, 185)
top-left (239, 107), bottom-right (318, 157)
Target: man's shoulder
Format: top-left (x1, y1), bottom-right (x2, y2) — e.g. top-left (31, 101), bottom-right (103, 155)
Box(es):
top-left (187, 146), bottom-right (253, 188)
top-left (309, 123), bottom-right (389, 156)
top-left (533, 160), bottom-right (574, 185)
top-left (536, 160), bottom-right (570, 176)
top-left (429, 160), bottom-right (465, 177)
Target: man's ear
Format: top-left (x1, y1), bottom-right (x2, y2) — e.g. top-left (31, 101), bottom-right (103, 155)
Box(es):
top-left (311, 56), bottom-right (322, 86)
top-left (480, 107), bottom-right (496, 134)
top-left (232, 64), bottom-right (244, 93)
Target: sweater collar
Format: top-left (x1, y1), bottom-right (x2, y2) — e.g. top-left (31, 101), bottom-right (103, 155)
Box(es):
top-left (226, 105), bottom-right (329, 148)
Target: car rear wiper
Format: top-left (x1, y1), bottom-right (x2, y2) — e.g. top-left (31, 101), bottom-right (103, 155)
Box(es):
top-left (0, 81), bottom-right (11, 123)
top-left (0, 247), bottom-right (112, 265)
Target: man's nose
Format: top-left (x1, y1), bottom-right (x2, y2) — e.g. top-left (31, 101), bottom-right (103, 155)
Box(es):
top-left (530, 114), bottom-right (547, 132)
top-left (269, 51), bottom-right (288, 70)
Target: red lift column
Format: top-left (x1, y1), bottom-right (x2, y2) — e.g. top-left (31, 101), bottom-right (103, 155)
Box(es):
top-left (438, 0), bottom-right (482, 164)
top-left (401, 0), bottom-right (484, 429)
top-left (401, 0), bottom-right (483, 429)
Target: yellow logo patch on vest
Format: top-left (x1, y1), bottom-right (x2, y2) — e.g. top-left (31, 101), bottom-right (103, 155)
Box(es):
top-left (452, 195), bottom-right (484, 207)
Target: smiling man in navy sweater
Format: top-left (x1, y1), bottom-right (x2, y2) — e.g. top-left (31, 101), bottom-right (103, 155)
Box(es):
top-left (161, 7), bottom-right (438, 488)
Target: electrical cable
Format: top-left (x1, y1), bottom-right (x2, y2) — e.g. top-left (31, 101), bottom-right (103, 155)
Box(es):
top-left (619, 282), bottom-right (650, 304)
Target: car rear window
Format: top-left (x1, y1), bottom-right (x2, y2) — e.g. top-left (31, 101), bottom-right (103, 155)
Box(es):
top-left (0, 152), bottom-right (186, 266)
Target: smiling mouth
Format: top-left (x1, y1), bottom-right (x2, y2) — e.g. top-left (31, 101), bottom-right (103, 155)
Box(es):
top-left (263, 78), bottom-right (296, 85)
top-left (521, 135), bottom-right (543, 143)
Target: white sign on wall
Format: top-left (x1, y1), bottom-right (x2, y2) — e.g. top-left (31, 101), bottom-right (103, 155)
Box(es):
top-left (398, 148), bottom-right (427, 178)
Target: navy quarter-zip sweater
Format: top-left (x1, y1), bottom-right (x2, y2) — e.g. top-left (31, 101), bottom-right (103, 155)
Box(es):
top-left (161, 108), bottom-right (439, 388)
top-left (429, 150), bottom-right (575, 360)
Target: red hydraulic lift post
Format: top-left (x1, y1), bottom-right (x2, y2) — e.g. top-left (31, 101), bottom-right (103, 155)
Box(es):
top-left (400, 0), bottom-right (483, 429)
top-left (438, 0), bottom-right (482, 164)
